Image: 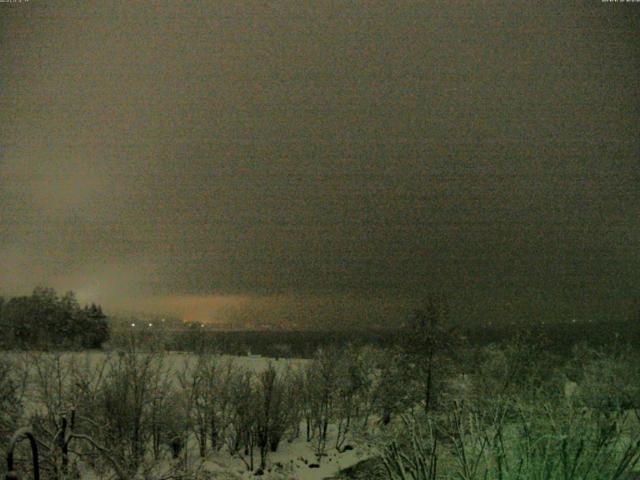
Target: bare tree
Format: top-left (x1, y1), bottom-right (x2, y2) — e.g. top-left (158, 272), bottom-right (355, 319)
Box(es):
top-left (254, 362), bottom-right (298, 469)
top-left (403, 295), bottom-right (460, 414)
top-left (225, 368), bottom-right (257, 471)
top-left (304, 348), bottom-right (339, 460)
top-left (97, 343), bottom-right (167, 474)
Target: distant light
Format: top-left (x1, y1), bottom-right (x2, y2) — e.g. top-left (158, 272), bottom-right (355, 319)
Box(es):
top-left (200, 324), bottom-right (204, 328)
top-left (149, 323), bottom-right (153, 327)
top-left (131, 323), bottom-right (136, 327)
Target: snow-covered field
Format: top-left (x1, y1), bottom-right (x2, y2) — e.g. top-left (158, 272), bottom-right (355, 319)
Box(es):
top-left (172, 424), bottom-right (374, 480)
top-left (5, 351), bottom-right (378, 480)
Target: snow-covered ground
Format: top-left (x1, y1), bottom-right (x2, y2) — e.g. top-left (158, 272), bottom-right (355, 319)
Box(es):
top-left (191, 425), bottom-right (375, 480)
top-left (6, 351), bottom-right (378, 480)
top-left (75, 426), bottom-right (374, 480)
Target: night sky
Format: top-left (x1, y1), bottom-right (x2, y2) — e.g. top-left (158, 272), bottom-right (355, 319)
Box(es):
top-left (1, 2), bottom-right (638, 328)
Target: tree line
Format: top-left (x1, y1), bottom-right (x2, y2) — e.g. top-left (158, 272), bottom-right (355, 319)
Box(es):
top-left (0, 287), bottom-right (109, 349)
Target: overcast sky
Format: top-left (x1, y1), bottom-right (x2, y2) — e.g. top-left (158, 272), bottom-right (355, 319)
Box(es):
top-left (1, 1), bottom-right (638, 327)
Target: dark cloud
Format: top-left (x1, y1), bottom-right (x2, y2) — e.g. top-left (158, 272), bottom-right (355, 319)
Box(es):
top-left (1, 1), bottom-right (638, 326)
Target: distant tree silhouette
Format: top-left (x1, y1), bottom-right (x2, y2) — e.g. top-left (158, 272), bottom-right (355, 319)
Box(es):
top-left (83, 303), bottom-right (109, 348)
top-left (0, 287), bottom-right (109, 349)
